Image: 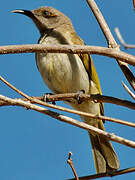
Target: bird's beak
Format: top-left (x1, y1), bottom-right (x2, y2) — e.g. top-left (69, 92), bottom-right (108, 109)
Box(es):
top-left (11, 9), bottom-right (43, 35)
top-left (11, 9), bottom-right (34, 18)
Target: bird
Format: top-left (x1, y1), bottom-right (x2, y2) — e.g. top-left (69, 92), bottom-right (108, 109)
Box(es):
top-left (12, 6), bottom-right (120, 173)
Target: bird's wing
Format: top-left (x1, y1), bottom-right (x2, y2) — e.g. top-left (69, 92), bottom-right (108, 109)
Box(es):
top-left (71, 32), bottom-right (104, 115)
top-left (79, 53), bottom-right (104, 116)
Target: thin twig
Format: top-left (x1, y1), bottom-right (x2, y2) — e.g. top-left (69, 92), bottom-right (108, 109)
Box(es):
top-left (0, 44), bottom-right (135, 66)
top-left (0, 94), bottom-right (135, 149)
top-left (68, 166), bottom-right (135, 180)
top-left (86, 0), bottom-right (135, 91)
top-left (1, 92), bottom-right (135, 111)
top-left (0, 75), bottom-right (30, 100)
top-left (67, 152), bottom-right (79, 180)
top-left (133, 0), bottom-right (135, 10)
top-left (86, 0), bottom-right (117, 48)
top-left (115, 27), bottom-right (135, 49)
top-left (0, 76), bottom-right (135, 128)
top-left (1, 95), bottom-right (135, 128)
top-left (122, 81), bottom-right (135, 100)
top-left (35, 93), bottom-right (135, 111)
top-left (1, 95), bottom-right (135, 129)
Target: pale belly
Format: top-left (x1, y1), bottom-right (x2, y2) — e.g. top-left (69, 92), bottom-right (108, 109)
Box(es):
top-left (36, 52), bottom-right (90, 94)
top-left (35, 35), bottom-right (101, 124)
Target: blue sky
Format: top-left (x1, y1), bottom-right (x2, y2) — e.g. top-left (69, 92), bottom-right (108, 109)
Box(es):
top-left (0, 0), bottom-right (135, 179)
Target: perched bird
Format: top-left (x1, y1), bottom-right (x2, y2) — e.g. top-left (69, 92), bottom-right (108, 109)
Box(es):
top-left (12, 7), bottom-right (119, 173)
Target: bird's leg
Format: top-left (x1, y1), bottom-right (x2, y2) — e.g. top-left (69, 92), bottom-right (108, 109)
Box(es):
top-left (42, 93), bottom-right (56, 105)
top-left (76, 90), bottom-right (85, 104)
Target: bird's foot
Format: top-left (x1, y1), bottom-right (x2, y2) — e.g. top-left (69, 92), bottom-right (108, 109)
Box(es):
top-left (42, 93), bottom-right (56, 105)
top-left (76, 90), bottom-right (85, 104)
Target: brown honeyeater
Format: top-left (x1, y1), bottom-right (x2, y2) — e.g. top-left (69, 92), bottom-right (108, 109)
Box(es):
top-left (12, 7), bottom-right (120, 173)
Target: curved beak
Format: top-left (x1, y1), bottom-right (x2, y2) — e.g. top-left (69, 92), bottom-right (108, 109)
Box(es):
top-left (11, 9), bottom-right (34, 18)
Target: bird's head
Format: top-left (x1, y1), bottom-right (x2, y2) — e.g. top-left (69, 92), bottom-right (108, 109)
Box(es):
top-left (12, 7), bottom-right (74, 35)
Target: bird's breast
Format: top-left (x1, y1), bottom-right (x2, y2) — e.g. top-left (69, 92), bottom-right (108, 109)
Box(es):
top-left (36, 35), bottom-right (90, 94)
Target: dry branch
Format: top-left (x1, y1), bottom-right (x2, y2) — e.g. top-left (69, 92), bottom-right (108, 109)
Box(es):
top-left (67, 152), bottom-right (79, 180)
top-left (86, 0), bottom-right (117, 48)
top-left (0, 94), bottom-right (135, 149)
top-left (1, 91), bottom-right (135, 111)
top-left (1, 95), bottom-right (135, 128)
top-left (68, 166), bottom-right (135, 180)
top-left (122, 82), bottom-right (135, 100)
top-left (133, 0), bottom-right (135, 9)
top-left (0, 75), bottom-right (30, 99)
top-left (115, 27), bottom-right (135, 49)
top-left (1, 75), bottom-right (135, 128)
top-left (37, 93), bottom-right (135, 111)
top-left (86, 0), bottom-right (135, 91)
top-left (0, 44), bottom-right (135, 66)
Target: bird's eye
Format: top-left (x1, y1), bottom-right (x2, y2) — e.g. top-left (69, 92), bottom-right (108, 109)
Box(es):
top-left (43, 10), bottom-right (50, 17)
top-left (43, 10), bottom-right (56, 18)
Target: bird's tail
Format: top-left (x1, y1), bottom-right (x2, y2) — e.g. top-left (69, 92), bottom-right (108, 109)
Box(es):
top-left (89, 121), bottom-right (120, 173)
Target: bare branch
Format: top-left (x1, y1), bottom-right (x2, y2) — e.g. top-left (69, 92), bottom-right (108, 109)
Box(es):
top-left (67, 152), bottom-right (79, 180)
top-left (0, 94), bottom-right (135, 149)
top-left (86, 0), bottom-right (117, 48)
top-left (133, 0), bottom-right (135, 10)
top-left (35, 93), bottom-right (135, 111)
top-left (1, 95), bottom-right (135, 128)
top-left (0, 75), bottom-right (30, 99)
top-left (122, 81), bottom-right (135, 100)
top-left (86, 0), bottom-right (135, 91)
top-left (1, 92), bottom-right (135, 111)
top-left (115, 27), bottom-right (135, 49)
top-left (68, 166), bottom-right (135, 180)
top-left (0, 44), bottom-right (135, 66)
top-left (0, 75), bottom-right (135, 128)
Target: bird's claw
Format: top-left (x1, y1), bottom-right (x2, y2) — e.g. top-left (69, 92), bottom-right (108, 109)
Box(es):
top-left (42, 93), bottom-right (56, 105)
top-left (76, 90), bottom-right (85, 104)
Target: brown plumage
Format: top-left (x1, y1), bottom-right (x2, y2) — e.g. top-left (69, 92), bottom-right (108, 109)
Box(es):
top-left (12, 7), bottom-right (120, 173)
